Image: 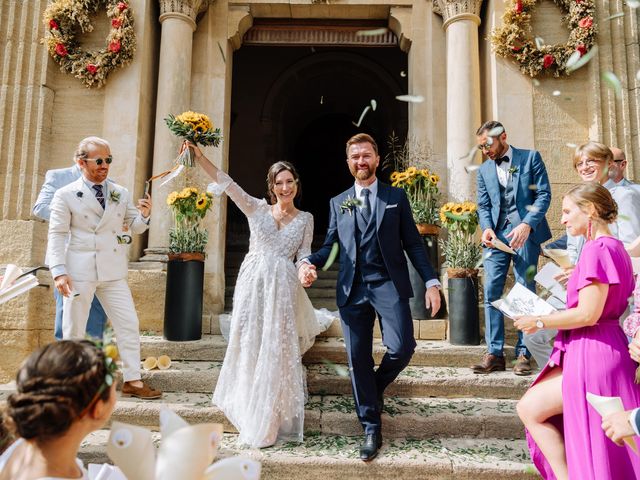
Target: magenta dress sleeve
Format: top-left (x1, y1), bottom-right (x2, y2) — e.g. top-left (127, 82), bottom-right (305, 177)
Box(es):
top-left (575, 241), bottom-right (622, 291)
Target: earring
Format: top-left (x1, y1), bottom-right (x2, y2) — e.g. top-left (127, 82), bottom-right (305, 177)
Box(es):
top-left (587, 218), bottom-right (592, 240)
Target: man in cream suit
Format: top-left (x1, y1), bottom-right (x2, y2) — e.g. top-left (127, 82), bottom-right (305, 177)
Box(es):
top-left (33, 162), bottom-right (107, 340)
top-left (47, 136), bottom-right (160, 399)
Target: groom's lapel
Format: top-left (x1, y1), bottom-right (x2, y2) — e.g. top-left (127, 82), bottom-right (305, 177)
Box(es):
top-left (510, 148), bottom-right (523, 205)
top-left (339, 187), bottom-right (357, 260)
top-left (375, 182), bottom-right (390, 231)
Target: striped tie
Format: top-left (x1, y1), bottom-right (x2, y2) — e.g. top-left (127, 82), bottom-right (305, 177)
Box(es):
top-left (93, 184), bottom-right (105, 209)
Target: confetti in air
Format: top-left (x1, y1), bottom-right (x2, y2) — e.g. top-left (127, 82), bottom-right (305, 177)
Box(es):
top-left (395, 94), bottom-right (425, 103)
top-left (353, 106), bottom-right (371, 127)
top-left (627, 0), bottom-right (640, 8)
top-left (566, 143), bottom-right (577, 148)
top-left (525, 205), bottom-right (540, 213)
top-left (535, 37), bottom-right (545, 49)
top-left (370, 99), bottom-right (377, 111)
top-left (400, 70), bottom-right (407, 77)
top-left (552, 90), bottom-right (562, 96)
top-left (602, 71), bottom-right (623, 99)
top-left (566, 45), bottom-right (598, 73)
top-left (320, 96), bottom-right (324, 104)
top-left (355, 28), bottom-right (388, 36)
top-left (532, 79), bottom-right (541, 87)
top-left (487, 126), bottom-right (504, 137)
top-left (604, 12), bottom-right (625, 20)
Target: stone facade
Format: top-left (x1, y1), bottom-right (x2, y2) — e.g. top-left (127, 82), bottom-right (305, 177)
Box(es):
top-left (0, 0), bottom-right (639, 381)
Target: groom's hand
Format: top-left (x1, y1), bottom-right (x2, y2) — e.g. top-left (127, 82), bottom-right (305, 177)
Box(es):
top-left (298, 263), bottom-right (317, 288)
top-left (425, 286), bottom-right (441, 317)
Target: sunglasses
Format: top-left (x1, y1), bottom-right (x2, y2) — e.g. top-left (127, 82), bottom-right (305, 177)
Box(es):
top-left (84, 156), bottom-right (113, 165)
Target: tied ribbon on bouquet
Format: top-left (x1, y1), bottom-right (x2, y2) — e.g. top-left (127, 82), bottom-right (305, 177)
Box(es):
top-left (98, 407), bottom-right (261, 480)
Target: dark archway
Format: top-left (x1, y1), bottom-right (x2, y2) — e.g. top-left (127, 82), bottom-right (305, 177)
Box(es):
top-left (227, 44), bottom-right (408, 236)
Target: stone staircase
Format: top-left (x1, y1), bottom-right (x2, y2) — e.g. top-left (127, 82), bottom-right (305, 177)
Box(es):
top-left (0, 235), bottom-right (539, 479)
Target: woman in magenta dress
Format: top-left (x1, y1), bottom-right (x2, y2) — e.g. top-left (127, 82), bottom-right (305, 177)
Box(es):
top-left (514, 182), bottom-right (640, 479)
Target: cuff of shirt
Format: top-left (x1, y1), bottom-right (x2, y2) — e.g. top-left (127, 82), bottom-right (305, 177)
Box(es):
top-left (50, 265), bottom-right (67, 279)
top-left (142, 215), bottom-right (151, 225)
top-left (425, 279), bottom-right (441, 290)
top-left (630, 409), bottom-right (640, 437)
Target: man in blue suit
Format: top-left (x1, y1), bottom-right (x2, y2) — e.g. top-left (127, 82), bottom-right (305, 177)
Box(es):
top-left (472, 121), bottom-right (552, 376)
top-left (33, 162), bottom-right (107, 340)
top-left (300, 133), bottom-right (441, 461)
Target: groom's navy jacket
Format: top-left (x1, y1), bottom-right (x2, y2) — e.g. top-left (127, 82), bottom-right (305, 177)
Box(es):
top-left (307, 181), bottom-right (437, 307)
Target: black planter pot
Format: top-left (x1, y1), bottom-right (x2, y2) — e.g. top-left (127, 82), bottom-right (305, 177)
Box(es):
top-left (164, 253), bottom-right (204, 341)
top-left (407, 229), bottom-right (447, 320)
top-left (447, 273), bottom-right (480, 345)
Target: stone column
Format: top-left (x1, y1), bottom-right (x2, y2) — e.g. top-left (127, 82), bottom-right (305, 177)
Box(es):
top-left (146, 0), bottom-right (204, 256)
top-left (438, 0), bottom-right (483, 201)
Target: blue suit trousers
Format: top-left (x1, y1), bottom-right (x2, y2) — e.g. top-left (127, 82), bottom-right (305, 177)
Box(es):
top-left (54, 289), bottom-right (106, 340)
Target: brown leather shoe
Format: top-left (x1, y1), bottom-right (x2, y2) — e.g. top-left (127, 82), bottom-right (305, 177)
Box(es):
top-left (471, 353), bottom-right (506, 374)
top-left (512, 354), bottom-right (533, 376)
top-left (122, 381), bottom-right (162, 399)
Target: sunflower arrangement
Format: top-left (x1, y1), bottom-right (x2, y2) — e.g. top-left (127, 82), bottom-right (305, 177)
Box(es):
top-left (390, 167), bottom-right (441, 225)
top-left (439, 202), bottom-right (482, 270)
top-left (165, 111), bottom-right (223, 167)
top-left (166, 187), bottom-right (213, 254)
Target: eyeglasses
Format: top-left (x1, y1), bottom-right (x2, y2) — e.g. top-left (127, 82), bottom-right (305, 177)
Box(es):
top-left (613, 159), bottom-right (625, 163)
top-left (84, 156), bottom-right (113, 165)
top-left (575, 158), bottom-right (603, 169)
top-left (477, 142), bottom-right (493, 151)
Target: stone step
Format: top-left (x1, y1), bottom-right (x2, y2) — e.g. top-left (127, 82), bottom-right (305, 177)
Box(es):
top-left (77, 430), bottom-right (536, 479)
top-left (137, 362), bottom-right (532, 399)
top-left (102, 392), bottom-right (523, 440)
top-left (139, 335), bottom-right (517, 368)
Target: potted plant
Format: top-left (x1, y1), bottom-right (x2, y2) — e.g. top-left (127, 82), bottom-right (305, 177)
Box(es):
top-left (385, 134), bottom-right (444, 319)
top-left (439, 201), bottom-right (483, 345)
top-left (163, 187), bottom-right (214, 341)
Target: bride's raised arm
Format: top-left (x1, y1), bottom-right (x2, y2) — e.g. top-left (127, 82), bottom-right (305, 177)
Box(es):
top-left (188, 143), bottom-right (262, 217)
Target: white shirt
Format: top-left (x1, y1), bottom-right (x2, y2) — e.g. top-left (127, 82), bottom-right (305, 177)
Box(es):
top-left (495, 146), bottom-right (513, 188)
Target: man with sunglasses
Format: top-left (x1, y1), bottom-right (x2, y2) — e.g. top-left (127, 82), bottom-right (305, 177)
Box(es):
top-left (47, 136), bottom-right (161, 400)
top-left (33, 147), bottom-right (108, 341)
top-left (472, 121), bottom-right (552, 376)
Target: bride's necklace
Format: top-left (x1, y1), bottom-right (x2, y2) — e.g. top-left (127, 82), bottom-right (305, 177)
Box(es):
top-left (272, 204), bottom-right (295, 224)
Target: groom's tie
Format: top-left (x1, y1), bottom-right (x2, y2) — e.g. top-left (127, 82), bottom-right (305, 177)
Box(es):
top-left (93, 184), bottom-right (106, 209)
top-left (361, 188), bottom-right (371, 224)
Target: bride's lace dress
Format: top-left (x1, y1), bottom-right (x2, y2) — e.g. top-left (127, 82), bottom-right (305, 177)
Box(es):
top-left (209, 171), bottom-right (333, 448)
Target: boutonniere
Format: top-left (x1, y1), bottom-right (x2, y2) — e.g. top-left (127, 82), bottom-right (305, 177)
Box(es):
top-left (508, 166), bottom-right (518, 175)
top-left (109, 190), bottom-right (121, 204)
top-left (339, 195), bottom-right (362, 216)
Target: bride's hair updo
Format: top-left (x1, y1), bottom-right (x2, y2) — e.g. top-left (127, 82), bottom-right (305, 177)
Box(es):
top-left (564, 182), bottom-right (618, 224)
top-left (266, 161), bottom-right (301, 204)
top-left (3, 340), bottom-right (110, 441)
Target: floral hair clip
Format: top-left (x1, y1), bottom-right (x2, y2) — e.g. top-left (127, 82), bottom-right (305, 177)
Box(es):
top-left (79, 327), bottom-right (119, 417)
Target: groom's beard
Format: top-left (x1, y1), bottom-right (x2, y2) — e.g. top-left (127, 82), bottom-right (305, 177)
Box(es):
top-left (349, 164), bottom-right (375, 181)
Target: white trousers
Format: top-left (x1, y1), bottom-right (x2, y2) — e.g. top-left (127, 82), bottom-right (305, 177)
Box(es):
top-left (62, 278), bottom-right (141, 382)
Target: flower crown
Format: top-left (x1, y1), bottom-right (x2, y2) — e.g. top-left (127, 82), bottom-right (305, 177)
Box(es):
top-left (79, 327), bottom-right (119, 417)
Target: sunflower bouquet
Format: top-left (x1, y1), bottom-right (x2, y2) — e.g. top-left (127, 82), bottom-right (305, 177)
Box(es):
top-left (166, 187), bottom-right (213, 254)
top-left (439, 201), bottom-right (482, 270)
top-left (165, 111), bottom-right (222, 167)
top-left (390, 167), bottom-right (441, 225)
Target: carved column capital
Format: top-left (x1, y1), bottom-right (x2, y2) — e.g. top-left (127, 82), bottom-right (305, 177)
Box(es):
top-left (436, 0), bottom-right (482, 29)
top-left (158, 0), bottom-right (206, 30)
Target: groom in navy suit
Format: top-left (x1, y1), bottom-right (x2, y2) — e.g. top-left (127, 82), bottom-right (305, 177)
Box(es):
top-left (300, 133), bottom-right (441, 461)
top-left (472, 121), bottom-right (552, 376)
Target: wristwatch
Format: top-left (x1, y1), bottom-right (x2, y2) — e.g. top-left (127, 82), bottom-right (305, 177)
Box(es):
top-left (535, 316), bottom-right (544, 329)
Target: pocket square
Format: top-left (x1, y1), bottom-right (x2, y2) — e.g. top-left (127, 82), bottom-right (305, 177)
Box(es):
top-left (385, 204), bottom-right (398, 209)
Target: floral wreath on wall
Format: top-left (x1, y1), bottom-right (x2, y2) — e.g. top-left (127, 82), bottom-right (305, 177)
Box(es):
top-left (43, 0), bottom-right (135, 88)
top-left (490, 0), bottom-right (596, 78)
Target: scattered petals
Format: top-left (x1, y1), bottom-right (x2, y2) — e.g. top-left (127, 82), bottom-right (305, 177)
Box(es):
top-left (552, 90), bottom-right (561, 96)
top-left (395, 94), bottom-right (425, 103)
top-left (604, 12), bottom-right (625, 20)
top-left (566, 50), bottom-right (582, 70)
top-left (566, 45), bottom-right (598, 73)
top-left (532, 79), bottom-right (541, 87)
top-left (320, 96), bottom-right (324, 104)
top-left (400, 70), bottom-right (407, 77)
top-left (535, 37), bottom-right (545, 49)
top-left (528, 184), bottom-right (538, 190)
top-left (602, 71), bottom-right (623, 99)
top-left (566, 142), bottom-right (577, 148)
top-left (353, 106), bottom-right (371, 127)
top-left (370, 99), bottom-right (377, 111)
top-left (627, 0), bottom-right (640, 8)
top-left (487, 126), bottom-right (504, 137)
top-left (525, 205), bottom-right (540, 213)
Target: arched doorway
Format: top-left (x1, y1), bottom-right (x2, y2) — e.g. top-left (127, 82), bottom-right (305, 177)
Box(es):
top-left (227, 43), bottom-right (408, 236)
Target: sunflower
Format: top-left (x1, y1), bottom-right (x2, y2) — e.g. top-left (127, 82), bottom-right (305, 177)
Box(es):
top-left (196, 194), bottom-right (208, 210)
top-left (166, 192), bottom-right (178, 205)
top-left (396, 172), bottom-right (410, 182)
top-left (442, 202), bottom-right (454, 212)
top-left (439, 211), bottom-right (447, 224)
top-left (429, 174), bottom-right (438, 184)
top-left (406, 166), bottom-right (418, 177)
top-left (452, 204), bottom-right (464, 215)
top-left (392, 180), bottom-right (400, 187)
top-left (390, 171), bottom-right (400, 181)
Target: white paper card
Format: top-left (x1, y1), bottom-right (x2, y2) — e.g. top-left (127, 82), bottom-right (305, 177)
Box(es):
top-left (491, 237), bottom-right (516, 255)
top-left (535, 262), bottom-right (567, 303)
top-left (491, 282), bottom-right (557, 319)
top-left (543, 248), bottom-right (573, 268)
top-left (586, 392), bottom-right (638, 454)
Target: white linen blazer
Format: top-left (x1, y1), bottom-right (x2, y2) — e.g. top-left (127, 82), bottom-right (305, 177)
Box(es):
top-left (47, 177), bottom-right (149, 282)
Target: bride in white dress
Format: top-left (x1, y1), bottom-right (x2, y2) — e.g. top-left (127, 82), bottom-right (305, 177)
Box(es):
top-left (189, 144), bottom-right (332, 448)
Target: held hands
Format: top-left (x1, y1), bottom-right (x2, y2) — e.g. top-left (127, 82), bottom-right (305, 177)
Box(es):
top-left (505, 223), bottom-right (531, 251)
top-left (54, 274), bottom-right (74, 297)
top-left (425, 286), bottom-right (441, 317)
top-left (137, 193), bottom-right (152, 218)
top-left (513, 315), bottom-right (540, 335)
top-left (602, 410), bottom-right (637, 446)
top-left (629, 332), bottom-right (640, 363)
top-left (298, 263), bottom-right (317, 288)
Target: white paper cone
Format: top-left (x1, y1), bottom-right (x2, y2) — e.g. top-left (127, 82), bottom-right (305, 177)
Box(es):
top-left (106, 422), bottom-right (156, 480)
top-left (159, 407), bottom-right (189, 438)
top-left (156, 423), bottom-right (224, 480)
top-left (586, 392), bottom-right (638, 454)
top-left (0, 264), bottom-right (22, 292)
top-left (204, 457), bottom-right (261, 480)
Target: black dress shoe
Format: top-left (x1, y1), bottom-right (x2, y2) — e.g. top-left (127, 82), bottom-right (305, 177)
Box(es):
top-left (359, 432), bottom-right (383, 462)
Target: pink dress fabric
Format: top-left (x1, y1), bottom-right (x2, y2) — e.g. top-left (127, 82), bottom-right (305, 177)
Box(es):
top-left (526, 236), bottom-right (640, 479)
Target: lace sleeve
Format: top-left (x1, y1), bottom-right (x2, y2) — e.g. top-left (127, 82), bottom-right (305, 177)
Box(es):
top-left (295, 213), bottom-right (314, 267)
top-left (207, 170), bottom-right (262, 217)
